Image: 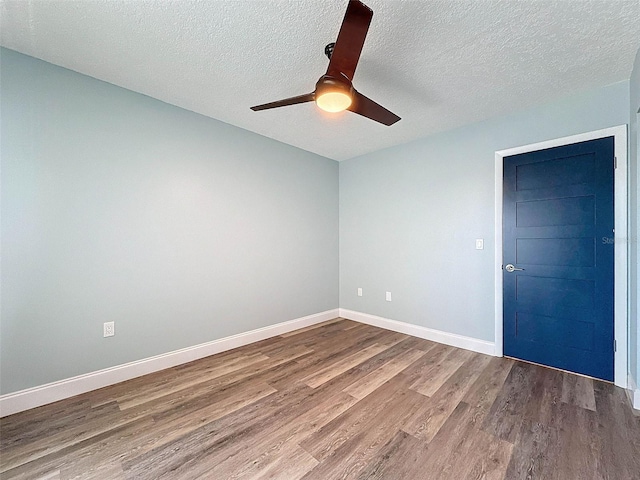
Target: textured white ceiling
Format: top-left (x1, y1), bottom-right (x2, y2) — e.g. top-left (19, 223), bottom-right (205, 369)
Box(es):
top-left (2, 0), bottom-right (639, 161)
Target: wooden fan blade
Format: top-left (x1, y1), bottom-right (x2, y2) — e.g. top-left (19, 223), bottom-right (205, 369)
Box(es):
top-left (250, 93), bottom-right (315, 111)
top-left (348, 90), bottom-right (400, 126)
top-left (326, 0), bottom-right (373, 82)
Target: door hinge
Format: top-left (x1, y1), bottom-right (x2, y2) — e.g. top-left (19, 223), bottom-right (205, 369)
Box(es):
top-left (614, 156), bottom-right (617, 169)
top-left (614, 339), bottom-right (617, 352)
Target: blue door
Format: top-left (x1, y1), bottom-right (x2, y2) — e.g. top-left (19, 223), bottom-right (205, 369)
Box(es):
top-left (503, 137), bottom-right (614, 381)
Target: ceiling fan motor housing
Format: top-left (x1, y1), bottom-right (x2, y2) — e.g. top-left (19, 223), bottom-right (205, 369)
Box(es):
top-left (315, 74), bottom-right (353, 98)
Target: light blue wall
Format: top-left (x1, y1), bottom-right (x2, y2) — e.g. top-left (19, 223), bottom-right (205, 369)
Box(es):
top-left (0, 49), bottom-right (339, 395)
top-left (340, 81), bottom-right (630, 343)
top-left (630, 47), bottom-right (640, 386)
top-left (2, 46), bottom-right (636, 397)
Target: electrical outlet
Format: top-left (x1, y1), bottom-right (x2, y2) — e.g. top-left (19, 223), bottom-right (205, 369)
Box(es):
top-left (357, 287), bottom-right (363, 297)
top-left (103, 321), bottom-right (115, 337)
top-left (386, 291), bottom-right (392, 302)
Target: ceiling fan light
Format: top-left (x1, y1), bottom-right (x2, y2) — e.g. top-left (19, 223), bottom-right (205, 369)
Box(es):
top-left (316, 91), bottom-right (352, 113)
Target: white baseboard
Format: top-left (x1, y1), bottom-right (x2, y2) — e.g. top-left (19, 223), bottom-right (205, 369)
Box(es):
top-left (0, 309), bottom-right (339, 417)
top-left (627, 374), bottom-right (640, 411)
top-left (339, 309), bottom-right (496, 357)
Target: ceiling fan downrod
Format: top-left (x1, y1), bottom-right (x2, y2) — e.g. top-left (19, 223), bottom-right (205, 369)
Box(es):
top-left (324, 42), bottom-right (335, 60)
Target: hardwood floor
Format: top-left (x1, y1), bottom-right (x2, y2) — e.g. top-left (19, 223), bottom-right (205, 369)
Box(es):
top-left (1, 319), bottom-right (638, 479)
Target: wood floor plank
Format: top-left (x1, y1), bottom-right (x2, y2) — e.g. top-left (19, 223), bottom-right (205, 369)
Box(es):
top-left (426, 401), bottom-right (511, 480)
top-left (592, 381), bottom-right (640, 479)
top-left (119, 385), bottom-right (319, 479)
top-left (236, 327), bottom-right (404, 396)
top-left (504, 416), bottom-right (561, 480)
top-left (62, 460), bottom-right (125, 480)
top-left (299, 373), bottom-right (415, 462)
top-left (343, 348), bottom-right (426, 399)
top-left (0, 401), bottom-right (140, 473)
top-left (435, 424), bottom-right (513, 480)
top-left (342, 322), bottom-right (360, 330)
top-left (259, 322), bottom-right (368, 357)
top-left (529, 366), bottom-right (565, 427)
top-left (561, 372), bottom-right (597, 411)
top-left (7, 383), bottom-right (275, 478)
top-left (353, 430), bottom-right (420, 480)
top-left (481, 360), bottom-right (539, 443)
top-left (403, 353), bottom-right (492, 442)
top-left (262, 324), bottom-right (388, 383)
top-left (401, 342), bottom-right (452, 375)
top-left (37, 472), bottom-right (62, 480)
top-left (264, 329), bottom-right (390, 389)
top-left (129, 381), bottom-right (277, 456)
top-left (2, 466), bottom-right (63, 480)
top-left (121, 382), bottom-right (358, 480)
top-left (2, 319), bottom-right (638, 480)
top-left (157, 344), bottom-right (310, 400)
top-left (210, 439), bottom-right (319, 480)
top-left (268, 336), bottom-right (433, 398)
top-left (552, 404), bottom-right (601, 480)
top-left (375, 330), bottom-right (410, 347)
top-left (116, 352), bottom-right (271, 410)
top-left (248, 443), bottom-right (319, 480)
top-left (1, 378), bottom-right (275, 474)
top-left (409, 347), bottom-right (474, 397)
top-left (0, 417), bottom-right (155, 480)
top-left (463, 356), bottom-right (515, 423)
top-left (356, 401), bottom-right (478, 480)
top-left (300, 385), bottom-right (426, 479)
top-left (393, 335), bottom-right (438, 352)
top-left (195, 390), bottom-right (360, 480)
top-left (302, 343), bottom-right (388, 388)
top-left (0, 399), bottom-right (102, 452)
top-left (87, 343), bottom-right (266, 408)
top-left (507, 400), bottom-right (603, 480)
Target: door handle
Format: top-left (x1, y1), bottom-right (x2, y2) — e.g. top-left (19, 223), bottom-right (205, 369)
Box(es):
top-left (505, 264), bottom-right (525, 273)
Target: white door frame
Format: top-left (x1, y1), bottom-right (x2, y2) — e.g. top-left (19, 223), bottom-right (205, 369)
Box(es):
top-left (494, 125), bottom-right (628, 388)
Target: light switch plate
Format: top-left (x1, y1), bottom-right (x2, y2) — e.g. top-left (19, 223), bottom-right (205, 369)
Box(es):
top-left (103, 321), bottom-right (115, 337)
top-left (475, 239), bottom-right (484, 250)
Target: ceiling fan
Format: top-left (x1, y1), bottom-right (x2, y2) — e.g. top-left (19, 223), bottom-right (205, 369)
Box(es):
top-left (250, 0), bottom-right (400, 126)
